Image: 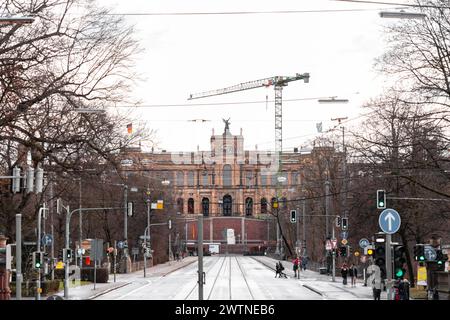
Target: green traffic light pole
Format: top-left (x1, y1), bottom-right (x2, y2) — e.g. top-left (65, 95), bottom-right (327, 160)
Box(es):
top-left (59, 202), bottom-right (121, 299)
top-left (36, 205), bottom-right (48, 301)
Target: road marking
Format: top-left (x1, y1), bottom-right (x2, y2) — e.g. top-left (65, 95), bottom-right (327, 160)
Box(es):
top-left (113, 280), bottom-right (153, 300)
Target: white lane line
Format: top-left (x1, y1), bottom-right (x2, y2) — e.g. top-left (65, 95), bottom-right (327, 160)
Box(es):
top-left (113, 280), bottom-right (154, 300)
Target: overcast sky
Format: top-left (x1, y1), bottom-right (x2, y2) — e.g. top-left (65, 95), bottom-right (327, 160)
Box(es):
top-left (96, 0), bottom-right (405, 152)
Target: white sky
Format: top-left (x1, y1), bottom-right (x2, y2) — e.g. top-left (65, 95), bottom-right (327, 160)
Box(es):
top-left (96, 0), bottom-right (404, 152)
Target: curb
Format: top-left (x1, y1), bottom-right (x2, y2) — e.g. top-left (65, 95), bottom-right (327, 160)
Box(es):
top-left (87, 282), bottom-right (132, 300)
top-left (302, 284), bottom-right (324, 297)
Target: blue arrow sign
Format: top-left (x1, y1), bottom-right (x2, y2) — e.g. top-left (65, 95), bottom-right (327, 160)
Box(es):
top-left (41, 234), bottom-right (53, 246)
top-left (359, 238), bottom-right (370, 249)
top-left (117, 241), bottom-right (124, 249)
top-left (379, 208), bottom-right (401, 234)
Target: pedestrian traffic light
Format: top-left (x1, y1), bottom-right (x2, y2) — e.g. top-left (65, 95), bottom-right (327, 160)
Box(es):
top-left (63, 248), bottom-right (72, 262)
top-left (413, 244), bottom-right (425, 261)
top-left (86, 256), bottom-right (91, 266)
top-left (290, 210), bottom-right (297, 223)
top-left (335, 216), bottom-right (341, 227)
top-left (341, 217), bottom-right (348, 231)
top-left (393, 245), bottom-right (407, 279)
top-left (32, 251), bottom-right (44, 269)
top-left (377, 190), bottom-right (386, 209)
top-left (374, 242), bottom-right (386, 279)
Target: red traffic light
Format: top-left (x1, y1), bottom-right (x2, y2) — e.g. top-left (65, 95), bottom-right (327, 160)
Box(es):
top-left (86, 256), bottom-right (91, 265)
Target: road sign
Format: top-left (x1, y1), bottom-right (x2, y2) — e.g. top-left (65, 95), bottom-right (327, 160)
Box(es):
top-left (331, 239), bottom-right (338, 249)
top-left (341, 231), bottom-right (348, 239)
top-left (77, 248), bottom-right (85, 255)
top-left (341, 239), bottom-right (348, 245)
top-left (359, 238), bottom-right (370, 249)
top-left (424, 245), bottom-right (437, 261)
top-left (41, 234), bottom-right (53, 246)
top-left (325, 240), bottom-right (332, 251)
top-left (132, 247), bottom-right (139, 255)
top-left (379, 208), bottom-right (401, 234)
top-left (56, 261), bottom-right (64, 269)
top-left (354, 251), bottom-right (360, 257)
top-left (117, 241), bottom-right (124, 249)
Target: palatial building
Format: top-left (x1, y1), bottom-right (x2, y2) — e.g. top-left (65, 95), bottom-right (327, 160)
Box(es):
top-left (119, 121), bottom-right (338, 254)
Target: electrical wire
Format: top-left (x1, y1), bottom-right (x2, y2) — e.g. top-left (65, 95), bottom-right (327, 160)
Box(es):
top-left (333, 0), bottom-right (450, 9)
top-left (104, 7), bottom-right (404, 16)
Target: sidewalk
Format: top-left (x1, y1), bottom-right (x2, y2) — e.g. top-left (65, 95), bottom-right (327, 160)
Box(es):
top-left (11, 256), bottom-right (197, 300)
top-left (252, 256), bottom-right (387, 300)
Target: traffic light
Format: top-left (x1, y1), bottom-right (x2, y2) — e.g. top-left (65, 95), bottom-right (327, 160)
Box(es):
top-left (85, 256), bottom-right (91, 266)
top-left (377, 190), bottom-right (386, 209)
top-left (32, 251), bottom-right (44, 269)
top-left (63, 248), bottom-right (73, 262)
top-left (335, 216), bottom-right (341, 227)
top-left (436, 250), bottom-right (448, 265)
top-left (339, 246), bottom-right (347, 257)
top-left (413, 244), bottom-right (425, 261)
top-left (341, 217), bottom-right (348, 231)
top-left (35, 167), bottom-right (44, 193)
top-left (393, 245), bottom-right (407, 279)
top-left (374, 242), bottom-right (386, 279)
top-left (364, 245), bottom-right (374, 256)
top-left (26, 167), bottom-right (34, 193)
top-left (290, 210), bottom-right (297, 223)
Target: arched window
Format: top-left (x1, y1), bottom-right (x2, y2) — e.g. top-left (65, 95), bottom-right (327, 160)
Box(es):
top-left (271, 197), bottom-right (278, 209)
top-left (188, 198), bottom-right (194, 214)
top-left (187, 171), bottom-right (195, 187)
top-left (271, 174), bottom-right (277, 186)
top-left (202, 198), bottom-right (209, 216)
top-left (223, 194), bottom-right (232, 216)
top-left (280, 197), bottom-right (287, 208)
top-left (261, 198), bottom-right (267, 214)
top-left (223, 165), bottom-right (232, 187)
top-left (176, 172), bottom-right (184, 186)
top-left (176, 198), bottom-right (184, 214)
top-left (245, 197), bottom-right (253, 216)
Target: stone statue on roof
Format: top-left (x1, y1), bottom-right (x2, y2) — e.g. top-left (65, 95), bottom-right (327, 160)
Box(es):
top-left (222, 118), bottom-right (231, 134)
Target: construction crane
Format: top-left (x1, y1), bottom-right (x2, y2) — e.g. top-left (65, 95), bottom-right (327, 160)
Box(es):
top-left (189, 73), bottom-right (310, 256)
top-left (188, 72), bottom-right (310, 175)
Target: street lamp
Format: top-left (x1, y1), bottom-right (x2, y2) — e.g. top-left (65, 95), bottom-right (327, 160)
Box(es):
top-left (0, 16), bottom-right (35, 24)
top-left (73, 108), bottom-right (106, 114)
top-left (318, 97), bottom-right (349, 104)
top-left (379, 10), bottom-right (426, 19)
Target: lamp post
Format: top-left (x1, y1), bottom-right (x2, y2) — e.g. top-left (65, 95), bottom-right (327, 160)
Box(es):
top-left (0, 16), bottom-right (35, 24)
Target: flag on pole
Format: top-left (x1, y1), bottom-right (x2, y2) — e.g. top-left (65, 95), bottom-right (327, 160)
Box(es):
top-left (316, 122), bottom-right (322, 133)
top-left (126, 123), bottom-right (132, 134)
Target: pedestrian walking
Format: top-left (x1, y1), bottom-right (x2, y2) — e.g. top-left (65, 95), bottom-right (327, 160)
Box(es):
top-left (349, 263), bottom-right (358, 287)
top-left (341, 263), bottom-right (348, 285)
top-left (293, 256), bottom-right (300, 278)
top-left (398, 278), bottom-right (410, 300)
top-left (372, 277), bottom-right (383, 300)
top-left (275, 262), bottom-right (281, 278)
top-left (301, 256), bottom-right (308, 271)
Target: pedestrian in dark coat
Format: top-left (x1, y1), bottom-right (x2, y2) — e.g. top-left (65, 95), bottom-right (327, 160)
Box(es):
top-left (341, 264), bottom-right (349, 285)
top-left (349, 264), bottom-right (358, 287)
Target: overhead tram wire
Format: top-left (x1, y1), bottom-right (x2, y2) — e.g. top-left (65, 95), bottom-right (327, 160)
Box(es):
top-left (104, 7), bottom-right (405, 16)
top-left (333, 0), bottom-right (449, 9)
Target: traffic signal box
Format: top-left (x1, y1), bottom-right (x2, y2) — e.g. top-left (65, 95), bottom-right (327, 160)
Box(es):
top-left (374, 243), bottom-right (386, 279)
top-left (393, 245), bottom-right (407, 279)
top-left (339, 246), bottom-right (347, 257)
top-left (413, 244), bottom-right (425, 262)
top-left (63, 248), bottom-right (73, 263)
top-left (32, 252), bottom-right (44, 269)
top-left (377, 190), bottom-right (386, 209)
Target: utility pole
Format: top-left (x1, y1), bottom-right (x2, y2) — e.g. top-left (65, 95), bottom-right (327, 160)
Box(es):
top-left (79, 178), bottom-right (82, 269)
top-left (325, 178), bottom-right (331, 276)
top-left (49, 177), bottom-right (55, 280)
top-left (123, 184), bottom-right (128, 273)
top-left (197, 214), bottom-right (204, 300)
top-left (302, 195), bottom-right (307, 257)
top-left (16, 214), bottom-right (22, 300)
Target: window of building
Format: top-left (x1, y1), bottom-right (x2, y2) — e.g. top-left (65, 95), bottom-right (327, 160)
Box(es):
top-left (202, 171), bottom-right (209, 186)
top-left (202, 198), bottom-right (209, 216)
top-left (261, 198), bottom-right (267, 214)
top-left (223, 165), bottom-right (232, 186)
top-left (292, 172), bottom-right (300, 186)
top-left (280, 197), bottom-right (287, 208)
top-left (176, 198), bottom-right (184, 214)
top-left (223, 194), bottom-right (232, 216)
top-left (188, 198), bottom-right (194, 214)
top-left (187, 171), bottom-right (195, 187)
top-left (271, 173), bottom-right (277, 186)
top-left (246, 171), bottom-right (253, 187)
top-left (245, 197), bottom-right (253, 216)
top-left (176, 171), bottom-right (184, 186)
top-left (260, 173), bottom-right (267, 186)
